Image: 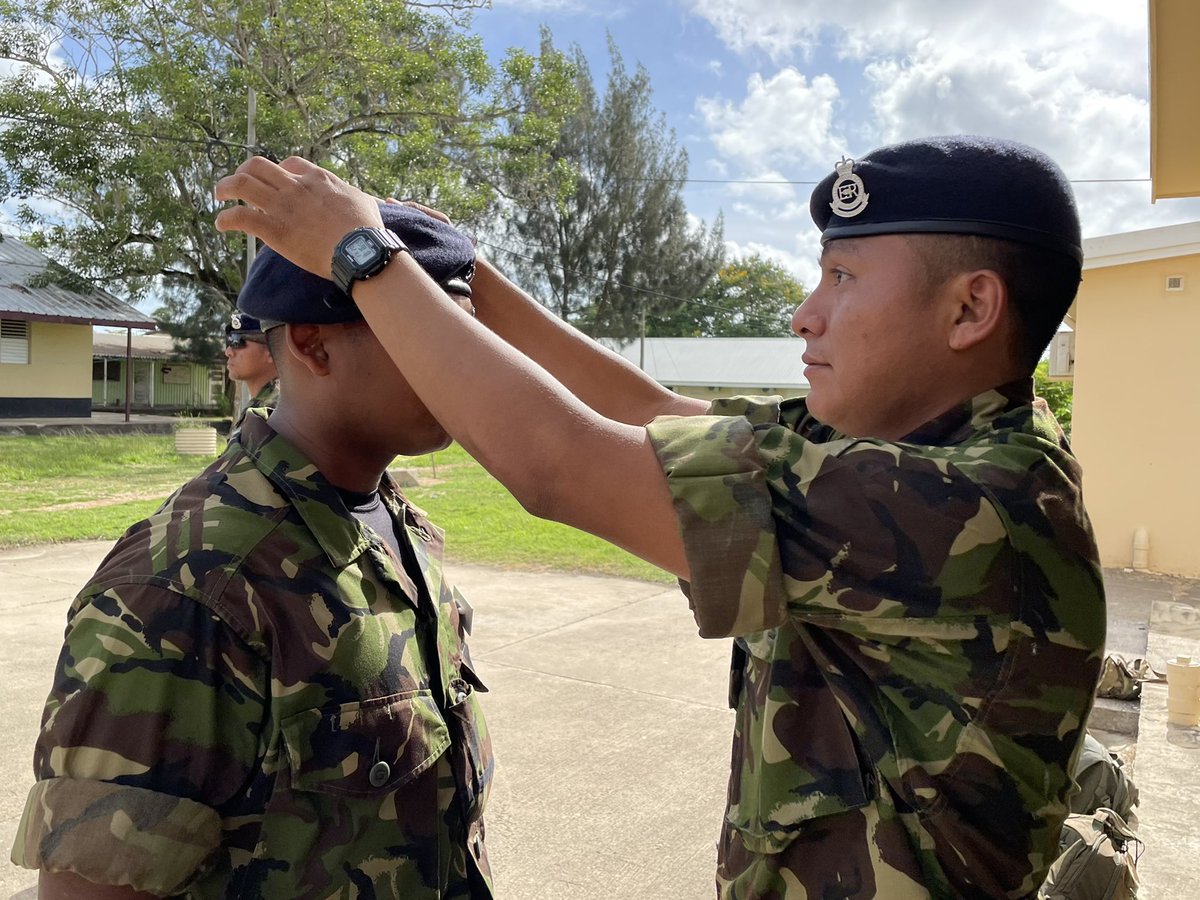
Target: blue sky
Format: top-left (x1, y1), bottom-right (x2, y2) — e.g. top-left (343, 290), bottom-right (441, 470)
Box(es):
top-left (475, 0), bottom-right (1200, 288)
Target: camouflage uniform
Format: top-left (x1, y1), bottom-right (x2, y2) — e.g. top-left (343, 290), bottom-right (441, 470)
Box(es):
top-left (12, 409), bottom-right (493, 899)
top-left (646, 380), bottom-right (1105, 899)
top-left (230, 378), bottom-right (280, 443)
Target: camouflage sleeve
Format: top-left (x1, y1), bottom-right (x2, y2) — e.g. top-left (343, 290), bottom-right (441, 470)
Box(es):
top-left (646, 402), bottom-right (789, 638)
top-left (12, 582), bottom-right (268, 895)
top-left (646, 396), bottom-right (1002, 637)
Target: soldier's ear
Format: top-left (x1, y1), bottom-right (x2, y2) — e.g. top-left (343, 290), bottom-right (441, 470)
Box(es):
top-left (947, 269), bottom-right (1007, 352)
top-left (284, 324), bottom-right (331, 376)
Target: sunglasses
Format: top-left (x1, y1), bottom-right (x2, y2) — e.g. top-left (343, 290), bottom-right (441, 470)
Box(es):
top-left (226, 334), bottom-right (266, 350)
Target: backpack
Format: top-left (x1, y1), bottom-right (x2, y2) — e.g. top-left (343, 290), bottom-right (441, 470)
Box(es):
top-left (1069, 733), bottom-right (1139, 824)
top-left (1038, 808), bottom-right (1141, 900)
top-left (1096, 654), bottom-right (1164, 701)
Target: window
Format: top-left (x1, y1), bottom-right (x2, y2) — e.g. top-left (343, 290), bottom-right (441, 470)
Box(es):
top-left (0, 319), bottom-right (30, 364)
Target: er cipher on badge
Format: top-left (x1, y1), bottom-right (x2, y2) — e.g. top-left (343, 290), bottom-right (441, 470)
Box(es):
top-left (829, 157), bottom-right (869, 218)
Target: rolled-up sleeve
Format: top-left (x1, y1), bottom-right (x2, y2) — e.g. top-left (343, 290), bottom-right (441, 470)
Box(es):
top-left (14, 777), bottom-right (222, 896)
top-left (11, 582), bottom-right (267, 895)
top-left (646, 399), bottom-right (788, 638)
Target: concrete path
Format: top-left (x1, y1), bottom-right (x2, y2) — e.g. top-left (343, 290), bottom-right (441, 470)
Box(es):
top-left (1, 542), bottom-right (1198, 899)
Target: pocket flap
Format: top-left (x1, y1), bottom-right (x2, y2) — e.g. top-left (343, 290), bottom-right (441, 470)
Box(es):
top-left (281, 690), bottom-right (451, 797)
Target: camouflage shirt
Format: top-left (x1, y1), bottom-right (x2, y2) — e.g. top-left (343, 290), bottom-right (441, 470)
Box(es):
top-left (229, 379), bottom-right (280, 444)
top-left (12, 410), bottom-right (493, 899)
top-left (647, 381), bottom-right (1105, 900)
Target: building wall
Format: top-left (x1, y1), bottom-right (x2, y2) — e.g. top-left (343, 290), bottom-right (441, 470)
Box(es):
top-left (93, 359), bottom-right (221, 410)
top-left (1072, 255), bottom-right (1200, 577)
top-left (0, 321), bottom-right (92, 417)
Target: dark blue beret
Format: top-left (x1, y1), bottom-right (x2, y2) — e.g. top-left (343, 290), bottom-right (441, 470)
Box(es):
top-left (810, 135), bottom-right (1082, 264)
top-left (237, 202), bottom-right (476, 326)
top-left (226, 312), bottom-right (265, 335)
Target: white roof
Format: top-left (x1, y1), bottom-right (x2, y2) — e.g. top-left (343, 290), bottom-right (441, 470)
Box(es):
top-left (1083, 221), bottom-right (1200, 269)
top-left (93, 330), bottom-right (186, 360)
top-left (607, 337), bottom-right (809, 389)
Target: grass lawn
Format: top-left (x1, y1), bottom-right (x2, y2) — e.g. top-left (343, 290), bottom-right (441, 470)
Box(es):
top-left (0, 433), bottom-right (671, 582)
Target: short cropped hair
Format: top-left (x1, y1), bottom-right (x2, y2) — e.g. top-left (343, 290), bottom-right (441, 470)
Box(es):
top-left (905, 234), bottom-right (1081, 372)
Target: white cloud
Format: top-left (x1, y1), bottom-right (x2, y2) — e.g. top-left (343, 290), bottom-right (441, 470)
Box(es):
top-left (697, 69), bottom-right (843, 170)
top-left (682, 0), bottom-right (1187, 264)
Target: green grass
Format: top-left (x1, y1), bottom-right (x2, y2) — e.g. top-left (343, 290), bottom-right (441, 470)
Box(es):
top-left (0, 434), bottom-right (671, 582)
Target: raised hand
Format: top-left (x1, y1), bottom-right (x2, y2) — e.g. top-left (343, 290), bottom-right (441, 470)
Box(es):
top-left (214, 156), bottom-right (384, 279)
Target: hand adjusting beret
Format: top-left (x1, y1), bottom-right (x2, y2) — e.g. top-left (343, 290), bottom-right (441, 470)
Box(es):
top-left (237, 202), bottom-right (476, 325)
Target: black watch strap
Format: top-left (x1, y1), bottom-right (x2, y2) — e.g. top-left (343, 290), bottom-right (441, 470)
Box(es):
top-left (331, 227), bottom-right (408, 297)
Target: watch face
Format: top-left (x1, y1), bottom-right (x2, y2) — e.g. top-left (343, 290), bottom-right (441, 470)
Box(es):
top-left (345, 233), bottom-right (379, 266)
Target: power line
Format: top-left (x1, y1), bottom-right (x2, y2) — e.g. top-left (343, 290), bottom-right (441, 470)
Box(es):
top-left (1, 113), bottom-right (1152, 186)
top-left (475, 237), bottom-right (796, 329)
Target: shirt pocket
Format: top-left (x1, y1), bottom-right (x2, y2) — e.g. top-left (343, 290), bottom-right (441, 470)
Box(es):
top-left (280, 689), bottom-right (451, 798)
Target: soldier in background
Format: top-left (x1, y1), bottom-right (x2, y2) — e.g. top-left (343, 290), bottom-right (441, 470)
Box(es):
top-left (223, 312), bottom-right (278, 434)
top-left (12, 204), bottom-right (492, 899)
top-left (214, 135), bottom-right (1105, 899)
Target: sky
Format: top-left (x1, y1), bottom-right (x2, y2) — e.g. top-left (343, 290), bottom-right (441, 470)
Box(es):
top-left (475, 0), bottom-right (1200, 288)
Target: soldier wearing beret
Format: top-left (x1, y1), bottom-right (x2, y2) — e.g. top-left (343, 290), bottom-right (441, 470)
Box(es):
top-left (214, 135), bottom-right (1104, 898)
top-left (14, 204), bottom-right (494, 899)
top-left (223, 312), bottom-right (279, 437)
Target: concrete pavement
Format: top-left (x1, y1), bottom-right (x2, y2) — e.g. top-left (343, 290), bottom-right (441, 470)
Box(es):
top-left (1, 542), bottom-right (1198, 899)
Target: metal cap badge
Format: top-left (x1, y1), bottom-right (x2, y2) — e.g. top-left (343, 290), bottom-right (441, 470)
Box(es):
top-left (829, 157), bottom-right (868, 218)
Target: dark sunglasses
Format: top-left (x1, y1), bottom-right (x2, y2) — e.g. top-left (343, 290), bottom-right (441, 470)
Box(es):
top-left (226, 334), bottom-right (266, 350)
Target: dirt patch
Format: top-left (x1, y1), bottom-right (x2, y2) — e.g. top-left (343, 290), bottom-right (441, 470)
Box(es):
top-left (0, 492), bottom-right (169, 514)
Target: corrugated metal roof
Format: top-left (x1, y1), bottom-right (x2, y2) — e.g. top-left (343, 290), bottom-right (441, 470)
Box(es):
top-left (0, 234), bottom-right (157, 328)
top-left (606, 337), bottom-right (809, 389)
top-left (93, 330), bottom-right (190, 360)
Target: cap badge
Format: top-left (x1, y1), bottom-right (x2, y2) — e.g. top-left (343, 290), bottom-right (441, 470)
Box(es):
top-left (230, 313), bottom-right (244, 330)
top-left (829, 157), bottom-right (869, 218)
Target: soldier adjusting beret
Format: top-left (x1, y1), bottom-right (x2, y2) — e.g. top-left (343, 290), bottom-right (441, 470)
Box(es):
top-left (237, 202), bottom-right (476, 326)
top-left (810, 135), bottom-right (1082, 264)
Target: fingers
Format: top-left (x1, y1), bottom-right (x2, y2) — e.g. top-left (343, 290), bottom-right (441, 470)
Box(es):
top-left (400, 200), bottom-right (452, 226)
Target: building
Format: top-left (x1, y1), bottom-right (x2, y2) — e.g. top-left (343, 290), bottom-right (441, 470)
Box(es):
top-left (1071, 223), bottom-right (1200, 578)
top-left (1149, 0), bottom-right (1200, 200)
top-left (92, 331), bottom-right (223, 413)
top-left (0, 233), bottom-right (156, 418)
top-left (609, 336), bottom-right (809, 401)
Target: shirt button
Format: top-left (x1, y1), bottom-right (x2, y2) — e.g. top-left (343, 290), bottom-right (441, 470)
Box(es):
top-left (369, 761), bottom-right (391, 788)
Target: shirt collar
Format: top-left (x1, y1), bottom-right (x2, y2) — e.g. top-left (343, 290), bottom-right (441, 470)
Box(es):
top-left (234, 409), bottom-right (370, 567)
top-left (901, 378), bottom-right (1036, 445)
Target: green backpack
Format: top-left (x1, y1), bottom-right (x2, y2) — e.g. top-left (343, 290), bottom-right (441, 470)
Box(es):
top-left (1068, 733), bottom-right (1139, 823)
top-left (1039, 733), bottom-right (1142, 899)
top-left (1038, 808), bottom-right (1141, 900)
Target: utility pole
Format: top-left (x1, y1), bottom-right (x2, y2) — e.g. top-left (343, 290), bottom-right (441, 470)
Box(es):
top-left (245, 84), bottom-right (257, 278)
top-left (639, 301), bottom-right (646, 370)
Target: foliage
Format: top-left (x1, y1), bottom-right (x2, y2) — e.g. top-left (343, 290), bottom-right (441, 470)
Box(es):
top-left (0, 0), bottom-right (578, 343)
top-left (649, 253), bottom-right (806, 337)
top-left (1034, 360), bottom-right (1074, 436)
top-left (501, 34), bottom-right (724, 340)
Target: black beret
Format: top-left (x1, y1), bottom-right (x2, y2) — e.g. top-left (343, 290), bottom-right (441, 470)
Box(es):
top-left (237, 202), bottom-right (476, 326)
top-left (225, 312), bottom-right (265, 336)
top-left (810, 135), bottom-right (1082, 264)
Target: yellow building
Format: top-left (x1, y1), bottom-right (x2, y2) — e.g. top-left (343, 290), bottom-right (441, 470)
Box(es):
top-left (0, 234), bottom-right (156, 418)
top-left (1072, 223), bottom-right (1200, 577)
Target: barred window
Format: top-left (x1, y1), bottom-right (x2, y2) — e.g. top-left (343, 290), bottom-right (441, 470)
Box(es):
top-left (0, 319), bottom-right (30, 364)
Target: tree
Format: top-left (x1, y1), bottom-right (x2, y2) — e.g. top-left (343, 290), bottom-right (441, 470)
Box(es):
top-left (648, 253), bottom-right (805, 337)
top-left (1034, 360), bottom-right (1074, 437)
top-left (501, 35), bottom-right (724, 340)
top-left (0, 0), bottom-right (577, 369)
